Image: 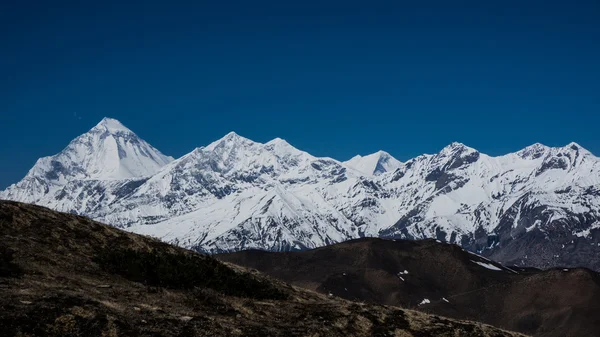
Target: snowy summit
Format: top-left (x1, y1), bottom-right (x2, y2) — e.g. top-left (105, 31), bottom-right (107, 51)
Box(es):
top-left (344, 150), bottom-right (403, 176)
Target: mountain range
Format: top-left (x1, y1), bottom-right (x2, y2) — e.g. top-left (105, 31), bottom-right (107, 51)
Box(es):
top-left (2, 118), bottom-right (599, 270)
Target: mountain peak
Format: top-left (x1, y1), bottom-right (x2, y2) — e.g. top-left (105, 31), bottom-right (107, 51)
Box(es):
top-left (223, 131), bottom-right (240, 139)
top-left (517, 142), bottom-right (593, 160)
top-left (564, 142), bottom-right (587, 152)
top-left (437, 142), bottom-right (478, 160)
top-left (518, 143), bottom-right (549, 159)
top-left (559, 142), bottom-right (594, 158)
top-left (344, 150), bottom-right (402, 176)
top-left (265, 137), bottom-right (288, 145)
top-left (441, 142), bottom-right (475, 152)
top-left (205, 131), bottom-right (256, 151)
top-left (264, 137), bottom-right (295, 151)
top-left (527, 142), bottom-right (548, 149)
top-left (373, 150), bottom-right (390, 157)
top-left (93, 117), bottom-right (133, 134)
top-left (13, 117), bottom-right (173, 184)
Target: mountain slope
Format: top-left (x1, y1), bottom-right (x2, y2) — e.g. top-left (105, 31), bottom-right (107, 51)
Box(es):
top-left (0, 201), bottom-right (524, 337)
top-left (2, 118), bottom-right (600, 271)
top-left (218, 238), bottom-right (600, 337)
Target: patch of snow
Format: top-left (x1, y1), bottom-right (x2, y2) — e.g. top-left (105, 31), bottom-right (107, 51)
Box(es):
top-left (471, 260), bottom-right (502, 271)
top-left (466, 250), bottom-right (493, 262)
top-left (418, 299), bottom-right (431, 306)
top-left (526, 220), bottom-right (542, 233)
top-left (573, 222), bottom-right (600, 238)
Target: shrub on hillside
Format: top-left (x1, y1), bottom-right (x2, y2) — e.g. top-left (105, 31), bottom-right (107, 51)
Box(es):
top-left (0, 246), bottom-right (22, 278)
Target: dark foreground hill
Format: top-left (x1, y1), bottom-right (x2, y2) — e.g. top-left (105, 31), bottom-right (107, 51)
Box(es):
top-left (0, 201), bottom-right (523, 337)
top-left (218, 238), bottom-right (600, 337)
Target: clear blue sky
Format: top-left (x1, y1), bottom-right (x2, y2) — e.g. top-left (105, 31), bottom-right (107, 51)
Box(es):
top-left (1, 0), bottom-right (599, 189)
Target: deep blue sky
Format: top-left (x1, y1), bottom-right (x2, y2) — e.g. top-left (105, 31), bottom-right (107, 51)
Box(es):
top-left (1, 1), bottom-right (599, 188)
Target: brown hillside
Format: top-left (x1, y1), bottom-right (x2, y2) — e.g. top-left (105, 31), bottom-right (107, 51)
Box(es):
top-left (218, 238), bottom-right (600, 337)
top-left (0, 201), bottom-right (524, 337)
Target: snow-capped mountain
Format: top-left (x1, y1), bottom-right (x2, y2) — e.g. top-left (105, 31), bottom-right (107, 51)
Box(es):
top-left (378, 141), bottom-right (600, 269)
top-left (344, 150), bottom-right (403, 176)
top-left (0, 118), bottom-right (173, 210)
top-left (2, 118), bottom-right (600, 270)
